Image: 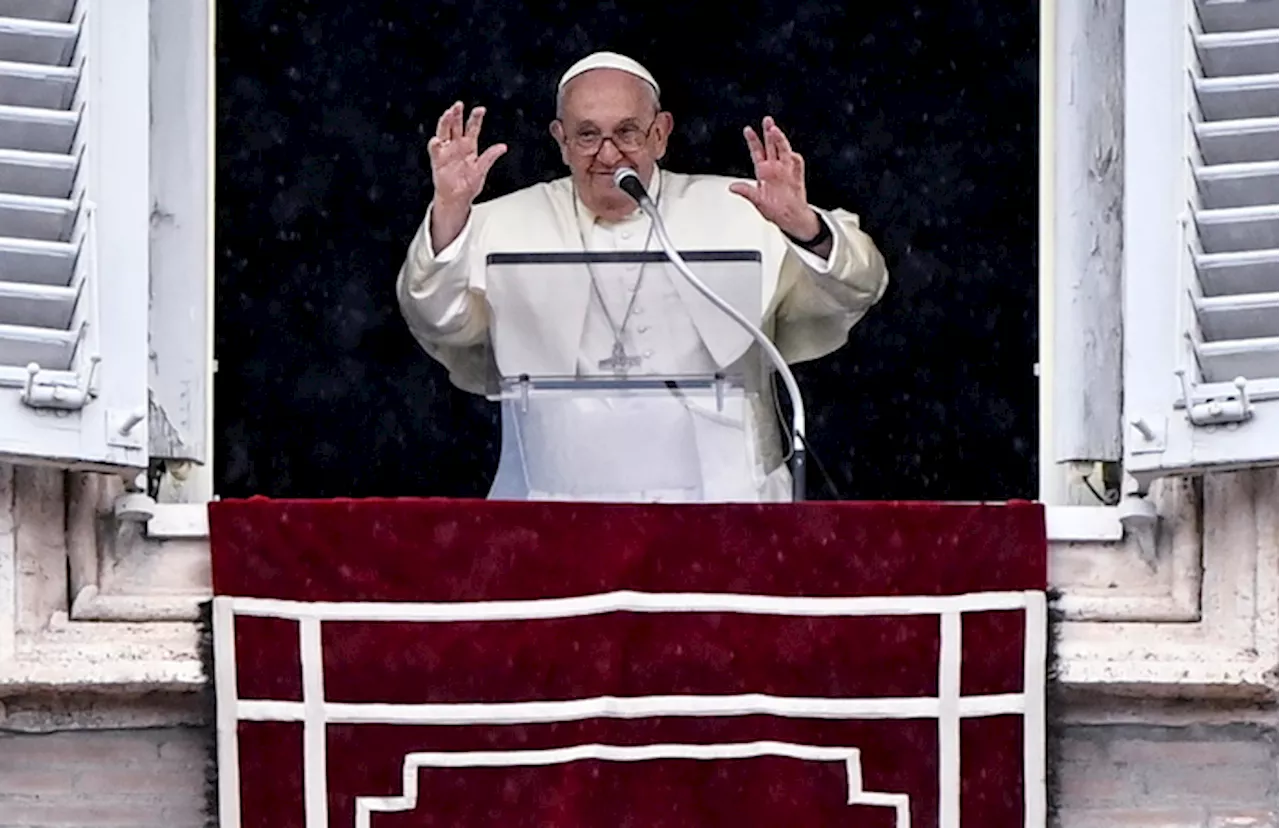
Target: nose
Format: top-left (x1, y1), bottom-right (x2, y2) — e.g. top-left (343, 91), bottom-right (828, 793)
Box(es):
top-left (596, 139), bottom-right (623, 166)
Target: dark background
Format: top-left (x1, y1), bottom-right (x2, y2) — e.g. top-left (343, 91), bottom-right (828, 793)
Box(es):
top-left (214, 1), bottom-right (1037, 500)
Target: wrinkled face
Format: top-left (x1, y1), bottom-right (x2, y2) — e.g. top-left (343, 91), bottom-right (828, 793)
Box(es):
top-left (550, 68), bottom-right (673, 221)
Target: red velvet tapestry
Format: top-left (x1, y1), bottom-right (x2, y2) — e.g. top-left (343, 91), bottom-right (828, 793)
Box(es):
top-left (206, 498), bottom-right (1048, 828)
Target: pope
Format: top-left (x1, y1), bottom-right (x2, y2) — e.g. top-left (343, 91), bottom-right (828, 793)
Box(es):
top-left (397, 51), bottom-right (890, 502)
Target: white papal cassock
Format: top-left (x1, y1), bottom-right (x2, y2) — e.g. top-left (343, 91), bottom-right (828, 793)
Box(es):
top-left (397, 166), bottom-right (889, 502)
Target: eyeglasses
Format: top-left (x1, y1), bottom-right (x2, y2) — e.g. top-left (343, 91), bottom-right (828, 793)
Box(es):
top-left (564, 119), bottom-right (657, 155)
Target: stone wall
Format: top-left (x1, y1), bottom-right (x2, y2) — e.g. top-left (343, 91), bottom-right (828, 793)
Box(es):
top-left (1057, 722), bottom-right (1278, 827)
top-left (0, 708), bottom-right (206, 828)
top-left (0, 698), bottom-right (1274, 827)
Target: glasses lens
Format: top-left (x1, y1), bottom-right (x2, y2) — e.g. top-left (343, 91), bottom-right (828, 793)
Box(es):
top-left (615, 128), bottom-right (644, 151)
top-left (568, 123), bottom-right (650, 154)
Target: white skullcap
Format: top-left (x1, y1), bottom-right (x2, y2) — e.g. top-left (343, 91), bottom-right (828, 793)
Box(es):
top-left (557, 51), bottom-right (660, 98)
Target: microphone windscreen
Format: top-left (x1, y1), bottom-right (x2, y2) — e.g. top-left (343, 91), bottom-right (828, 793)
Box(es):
top-left (612, 167), bottom-right (648, 204)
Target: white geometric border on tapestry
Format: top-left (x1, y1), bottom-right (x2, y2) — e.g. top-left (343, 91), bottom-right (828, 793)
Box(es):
top-left (211, 589), bottom-right (1048, 828)
top-left (354, 743), bottom-right (911, 828)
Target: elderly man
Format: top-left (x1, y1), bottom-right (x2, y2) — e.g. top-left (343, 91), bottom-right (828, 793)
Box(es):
top-left (397, 52), bottom-right (888, 502)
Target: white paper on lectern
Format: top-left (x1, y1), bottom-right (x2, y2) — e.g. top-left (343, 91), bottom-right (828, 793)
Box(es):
top-left (482, 252), bottom-right (778, 503)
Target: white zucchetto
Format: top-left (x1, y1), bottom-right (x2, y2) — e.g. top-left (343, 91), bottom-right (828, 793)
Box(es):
top-left (557, 51), bottom-right (660, 97)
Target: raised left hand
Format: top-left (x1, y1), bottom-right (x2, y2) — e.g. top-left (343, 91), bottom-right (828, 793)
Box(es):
top-left (728, 116), bottom-right (821, 241)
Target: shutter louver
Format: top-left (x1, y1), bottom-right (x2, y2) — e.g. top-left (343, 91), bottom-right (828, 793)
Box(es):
top-left (1188, 0), bottom-right (1280, 392)
top-left (0, 6), bottom-right (83, 381)
top-left (1123, 0), bottom-right (1279, 484)
top-left (0, 0), bottom-right (151, 471)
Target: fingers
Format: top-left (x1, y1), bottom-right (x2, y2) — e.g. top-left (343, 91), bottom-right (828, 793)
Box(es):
top-left (436, 102), bottom-right (461, 141)
top-left (781, 139), bottom-right (803, 174)
top-left (748, 116), bottom-right (796, 164)
top-left (427, 135), bottom-right (444, 162)
top-left (435, 106), bottom-right (450, 141)
top-left (427, 134), bottom-right (462, 169)
top-left (762, 116), bottom-right (784, 161)
top-left (464, 106), bottom-right (487, 139)
top-left (427, 135), bottom-right (459, 163)
top-left (766, 116), bottom-right (794, 157)
top-left (742, 126), bottom-right (766, 166)
top-left (476, 143), bottom-right (508, 177)
top-left (449, 103), bottom-right (466, 141)
top-left (728, 181), bottom-right (762, 208)
top-left (437, 101), bottom-right (490, 143)
top-left (431, 102), bottom-right (491, 165)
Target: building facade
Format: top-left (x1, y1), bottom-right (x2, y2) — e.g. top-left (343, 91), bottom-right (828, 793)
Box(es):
top-left (0, 0), bottom-right (1276, 825)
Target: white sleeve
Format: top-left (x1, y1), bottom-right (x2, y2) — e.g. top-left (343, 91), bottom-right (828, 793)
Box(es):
top-left (395, 203), bottom-right (488, 347)
top-left (782, 210), bottom-right (840, 275)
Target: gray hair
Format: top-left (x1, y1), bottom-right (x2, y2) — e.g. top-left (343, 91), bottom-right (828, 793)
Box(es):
top-left (555, 75), bottom-right (661, 121)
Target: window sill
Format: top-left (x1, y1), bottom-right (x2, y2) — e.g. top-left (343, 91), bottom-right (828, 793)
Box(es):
top-left (148, 502), bottom-right (211, 539)
top-left (1046, 505), bottom-right (1123, 542)
top-left (144, 503), bottom-right (1128, 544)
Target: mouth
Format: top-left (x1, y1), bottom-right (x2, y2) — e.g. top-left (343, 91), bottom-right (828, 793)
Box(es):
top-left (587, 170), bottom-right (631, 190)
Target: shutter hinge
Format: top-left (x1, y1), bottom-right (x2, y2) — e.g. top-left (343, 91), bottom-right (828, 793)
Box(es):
top-left (1176, 370), bottom-right (1254, 427)
top-left (20, 357), bottom-right (101, 411)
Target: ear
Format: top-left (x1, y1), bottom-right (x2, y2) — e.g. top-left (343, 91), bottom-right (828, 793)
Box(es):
top-left (652, 111), bottom-right (675, 161)
top-left (549, 119), bottom-right (571, 165)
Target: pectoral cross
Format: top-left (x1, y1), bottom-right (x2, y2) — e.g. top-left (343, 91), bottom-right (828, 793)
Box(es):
top-left (599, 340), bottom-right (642, 373)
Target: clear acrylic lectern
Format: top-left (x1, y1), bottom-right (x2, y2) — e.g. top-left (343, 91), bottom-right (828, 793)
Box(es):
top-left (482, 251), bottom-right (788, 503)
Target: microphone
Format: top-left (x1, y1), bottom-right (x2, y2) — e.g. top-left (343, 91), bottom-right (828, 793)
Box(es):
top-left (610, 166), bottom-right (809, 501)
top-left (612, 166), bottom-right (653, 206)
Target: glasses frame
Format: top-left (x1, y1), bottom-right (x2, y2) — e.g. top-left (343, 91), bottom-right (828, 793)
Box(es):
top-left (561, 118), bottom-right (659, 156)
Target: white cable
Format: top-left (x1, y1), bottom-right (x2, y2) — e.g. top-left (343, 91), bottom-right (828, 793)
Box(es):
top-left (620, 175), bottom-right (806, 461)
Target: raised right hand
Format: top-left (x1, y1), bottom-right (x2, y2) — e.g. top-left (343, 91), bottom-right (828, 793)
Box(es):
top-left (429, 102), bottom-right (508, 211)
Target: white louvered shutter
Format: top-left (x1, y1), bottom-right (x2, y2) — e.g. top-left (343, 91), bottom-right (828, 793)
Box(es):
top-left (0, 0), bottom-right (150, 470)
top-left (1123, 0), bottom-right (1279, 486)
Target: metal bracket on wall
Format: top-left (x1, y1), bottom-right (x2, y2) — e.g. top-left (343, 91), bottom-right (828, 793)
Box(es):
top-left (1128, 416), bottom-right (1167, 455)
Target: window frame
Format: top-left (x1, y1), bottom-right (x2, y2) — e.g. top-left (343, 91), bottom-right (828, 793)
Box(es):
top-left (147, 0), bottom-right (215, 503)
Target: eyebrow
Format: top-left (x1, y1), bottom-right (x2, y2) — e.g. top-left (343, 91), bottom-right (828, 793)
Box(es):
top-left (572, 117), bottom-right (644, 132)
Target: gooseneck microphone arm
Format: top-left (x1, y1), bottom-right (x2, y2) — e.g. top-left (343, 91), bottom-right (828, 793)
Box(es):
top-left (612, 166), bottom-right (807, 502)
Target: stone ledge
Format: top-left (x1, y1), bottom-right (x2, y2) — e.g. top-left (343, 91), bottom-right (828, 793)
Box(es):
top-left (142, 502), bottom-right (1129, 544)
top-left (0, 691), bottom-right (205, 732)
top-left (4, 469), bottom-right (1275, 700)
